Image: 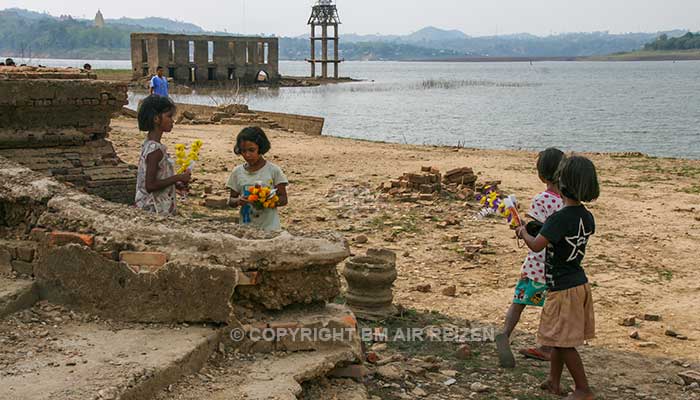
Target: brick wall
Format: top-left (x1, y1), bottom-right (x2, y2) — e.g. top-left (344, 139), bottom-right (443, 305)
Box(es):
top-left (0, 67), bottom-right (136, 204)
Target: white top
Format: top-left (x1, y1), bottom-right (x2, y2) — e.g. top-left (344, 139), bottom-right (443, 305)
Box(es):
top-left (521, 191), bottom-right (563, 284)
top-left (226, 161), bottom-right (288, 231)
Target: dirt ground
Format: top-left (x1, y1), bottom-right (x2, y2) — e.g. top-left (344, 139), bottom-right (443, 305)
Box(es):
top-left (109, 117), bottom-right (700, 399)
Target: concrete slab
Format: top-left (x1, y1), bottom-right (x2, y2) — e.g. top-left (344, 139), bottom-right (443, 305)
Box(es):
top-left (0, 277), bottom-right (38, 318)
top-left (154, 348), bottom-right (361, 400)
top-left (0, 304), bottom-right (219, 400)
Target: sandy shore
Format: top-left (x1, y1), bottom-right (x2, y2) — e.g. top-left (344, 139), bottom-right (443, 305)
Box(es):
top-left (110, 117), bottom-right (700, 398)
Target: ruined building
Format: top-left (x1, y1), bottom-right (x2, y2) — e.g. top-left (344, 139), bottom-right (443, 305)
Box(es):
top-left (0, 66), bottom-right (135, 204)
top-left (130, 33), bottom-right (280, 85)
top-left (307, 0), bottom-right (343, 79)
top-left (0, 67), bottom-right (366, 399)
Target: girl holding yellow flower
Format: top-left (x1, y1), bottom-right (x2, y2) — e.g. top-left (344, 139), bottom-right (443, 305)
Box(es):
top-left (226, 127), bottom-right (288, 231)
top-left (134, 95), bottom-right (191, 215)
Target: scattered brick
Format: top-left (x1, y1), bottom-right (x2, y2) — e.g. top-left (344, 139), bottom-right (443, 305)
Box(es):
top-left (204, 197), bottom-right (229, 209)
top-left (643, 313), bottom-right (661, 322)
top-left (238, 271), bottom-right (261, 286)
top-left (455, 344), bottom-right (472, 360)
top-left (366, 351), bottom-right (380, 364)
top-left (414, 284), bottom-right (432, 293)
top-left (119, 251), bottom-right (168, 267)
top-left (48, 231), bottom-right (95, 248)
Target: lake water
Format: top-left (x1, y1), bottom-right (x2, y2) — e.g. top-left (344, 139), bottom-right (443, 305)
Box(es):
top-left (12, 58), bottom-right (700, 159)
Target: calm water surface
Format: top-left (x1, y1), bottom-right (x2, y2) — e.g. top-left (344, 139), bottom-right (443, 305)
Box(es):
top-left (15, 58), bottom-right (700, 159)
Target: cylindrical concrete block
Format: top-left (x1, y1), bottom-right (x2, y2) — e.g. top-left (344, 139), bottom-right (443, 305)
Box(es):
top-left (342, 249), bottom-right (398, 320)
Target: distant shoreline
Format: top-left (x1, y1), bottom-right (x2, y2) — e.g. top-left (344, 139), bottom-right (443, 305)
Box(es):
top-left (5, 50), bottom-right (700, 65)
top-left (410, 50), bottom-right (700, 62)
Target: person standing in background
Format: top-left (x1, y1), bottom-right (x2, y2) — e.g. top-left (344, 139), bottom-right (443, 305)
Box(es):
top-left (149, 66), bottom-right (169, 97)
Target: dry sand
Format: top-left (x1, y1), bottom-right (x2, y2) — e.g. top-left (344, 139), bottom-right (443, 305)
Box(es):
top-left (110, 117), bottom-right (700, 398)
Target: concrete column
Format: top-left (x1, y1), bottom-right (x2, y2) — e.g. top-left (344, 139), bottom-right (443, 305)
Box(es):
top-left (174, 40), bottom-right (190, 82)
top-left (147, 38), bottom-right (159, 75)
top-left (321, 25), bottom-right (328, 78)
top-left (333, 24), bottom-right (339, 79)
top-left (194, 40), bottom-right (208, 82)
top-left (213, 40), bottom-right (229, 80)
top-left (130, 35), bottom-right (143, 80)
top-left (156, 39), bottom-right (170, 72)
top-left (268, 38), bottom-right (280, 80)
top-left (310, 24), bottom-right (316, 77)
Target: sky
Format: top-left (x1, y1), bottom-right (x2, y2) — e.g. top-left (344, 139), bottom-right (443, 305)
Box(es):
top-left (1, 0), bottom-right (699, 37)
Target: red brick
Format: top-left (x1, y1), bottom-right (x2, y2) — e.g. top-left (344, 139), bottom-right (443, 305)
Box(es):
top-left (119, 251), bottom-right (168, 266)
top-left (455, 344), bottom-right (472, 360)
top-left (366, 351), bottom-right (380, 364)
top-left (48, 231), bottom-right (95, 248)
top-left (268, 321), bottom-right (301, 330)
top-left (341, 314), bottom-right (357, 329)
top-left (238, 271), bottom-right (261, 286)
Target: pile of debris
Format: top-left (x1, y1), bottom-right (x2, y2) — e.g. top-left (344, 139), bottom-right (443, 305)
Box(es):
top-left (177, 104), bottom-right (283, 131)
top-left (378, 166), bottom-right (477, 202)
top-left (443, 167), bottom-right (477, 200)
top-left (378, 166), bottom-right (442, 202)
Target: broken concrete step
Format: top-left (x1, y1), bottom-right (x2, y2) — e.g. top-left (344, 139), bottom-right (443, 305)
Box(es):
top-left (233, 303), bottom-right (361, 354)
top-left (0, 277), bottom-right (39, 318)
top-left (0, 315), bottom-right (220, 400)
top-left (155, 347), bottom-right (361, 400)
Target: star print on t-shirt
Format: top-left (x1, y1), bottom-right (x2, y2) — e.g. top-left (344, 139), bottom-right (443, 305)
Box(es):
top-left (564, 218), bottom-right (592, 262)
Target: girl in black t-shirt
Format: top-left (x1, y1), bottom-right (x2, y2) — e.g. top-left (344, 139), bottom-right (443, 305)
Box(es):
top-left (515, 156), bottom-right (600, 400)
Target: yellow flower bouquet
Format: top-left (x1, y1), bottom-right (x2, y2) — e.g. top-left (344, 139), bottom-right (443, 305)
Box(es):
top-left (175, 139), bottom-right (203, 174)
top-left (247, 183), bottom-right (280, 209)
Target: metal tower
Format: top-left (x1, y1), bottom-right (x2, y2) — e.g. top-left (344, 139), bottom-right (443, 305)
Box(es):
top-left (307, 0), bottom-right (343, 79)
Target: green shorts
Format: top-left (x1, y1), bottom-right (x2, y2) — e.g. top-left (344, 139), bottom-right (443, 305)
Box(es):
top-left (513, 278), bottom-right (547, 307)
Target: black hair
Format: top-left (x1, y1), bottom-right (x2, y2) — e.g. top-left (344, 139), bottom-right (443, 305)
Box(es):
top-left (537, 147), bottom-right (566, 182)
top-left (234, 126), bottom-right (271, 155)
top-left (557, 156), bottom-right (600, 202)
top-left (137, 95), bottom-right (176, 132)
top-left (156, 66), bottom-right (164, 70)
top-left (83, 63), bottom-right (92, 70)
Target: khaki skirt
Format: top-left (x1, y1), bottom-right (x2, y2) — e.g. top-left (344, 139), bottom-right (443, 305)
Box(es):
top-left (537, 283), bottom-right (595, 348)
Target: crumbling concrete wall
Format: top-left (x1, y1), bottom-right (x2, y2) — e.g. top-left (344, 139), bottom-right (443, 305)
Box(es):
top-left (0, 157), bottom-right (349, 323)
top-left (0, 66), bottom-right (135, 204)
top-left (254, 111), bottom-right (325, 135)
top-left (131, 33), bottom-right (280, 85)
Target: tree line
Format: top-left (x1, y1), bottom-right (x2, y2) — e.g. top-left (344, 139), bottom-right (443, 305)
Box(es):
top-left (644, 32), bottom-right (700, 51)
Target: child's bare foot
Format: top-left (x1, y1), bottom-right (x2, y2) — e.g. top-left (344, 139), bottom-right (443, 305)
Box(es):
top-left (566, 389), bottom-right (594, 400)
top-left (540, 380), bottom-right (563, 396)
top-left (496, 333), bottom-right (515, 368)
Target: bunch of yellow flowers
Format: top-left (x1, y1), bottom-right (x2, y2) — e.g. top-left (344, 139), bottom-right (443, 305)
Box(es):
top-left (175, 139), bottom-right (203, 174)
top-left (248, 184), bottom-right (280, 209)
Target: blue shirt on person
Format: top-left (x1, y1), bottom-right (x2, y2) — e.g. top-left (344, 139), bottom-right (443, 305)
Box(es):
top-left (150, 75), bottom-right (169, 97)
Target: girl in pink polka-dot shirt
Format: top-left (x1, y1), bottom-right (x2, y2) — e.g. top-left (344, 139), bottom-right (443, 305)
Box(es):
top-left (496, 148), bottom-right (565, 368)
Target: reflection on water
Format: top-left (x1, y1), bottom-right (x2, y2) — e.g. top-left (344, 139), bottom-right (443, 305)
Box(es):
top-left (127, 60), bottom-right (699, 159)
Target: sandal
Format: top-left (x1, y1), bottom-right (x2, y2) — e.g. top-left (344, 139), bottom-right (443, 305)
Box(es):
top-left (519, 347), bottom-right (551, 361)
